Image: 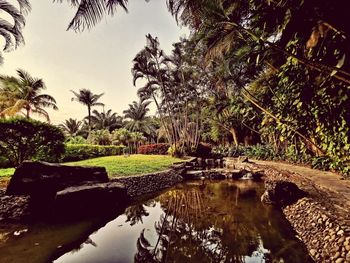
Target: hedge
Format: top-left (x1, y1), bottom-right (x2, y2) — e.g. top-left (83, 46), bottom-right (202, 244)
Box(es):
top-left (63, 144), bottom-right (125, 162)
top-left (0, 117), bottom-right (65, 166)
top-left (137, 143), bottom-right (170, 155)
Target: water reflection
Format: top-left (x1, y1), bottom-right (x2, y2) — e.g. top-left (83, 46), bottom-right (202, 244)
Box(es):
top-left (0, 180), bottom-right (311, 263)
top-left (134, 181), bottom-right (311, 263)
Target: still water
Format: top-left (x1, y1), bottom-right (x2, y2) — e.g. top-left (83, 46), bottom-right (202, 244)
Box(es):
top-left (0, 180), bottom-right (312, 263)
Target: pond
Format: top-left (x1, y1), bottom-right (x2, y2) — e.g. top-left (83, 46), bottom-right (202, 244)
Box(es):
top-left (0, 180), bottom-right (312, 263)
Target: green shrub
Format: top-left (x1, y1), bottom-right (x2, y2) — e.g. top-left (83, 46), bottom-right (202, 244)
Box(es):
top-left (0, 117), bottom-right (65, 166)
top-left (87, 129), bottom-right (112, 145)
top-left (66, 136), bottom-right (87, 144)
top-left (63, 144), bottom-right (125, 162)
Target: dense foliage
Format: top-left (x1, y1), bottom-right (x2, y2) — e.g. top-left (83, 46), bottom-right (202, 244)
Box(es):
top-left (63, 144), bottom-right (125, 162)
top-left (0, 117), bottom-right (65, 165)
top-left (0, 69), bottom-right (58, 120)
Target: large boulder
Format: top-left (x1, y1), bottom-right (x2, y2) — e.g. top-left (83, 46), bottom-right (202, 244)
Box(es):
top-left (261, 180), bottom-right (306, 207)
top-left (6, 161), bottom-right (109, 196)
top-left (53, 182), bottom-right (128, 217)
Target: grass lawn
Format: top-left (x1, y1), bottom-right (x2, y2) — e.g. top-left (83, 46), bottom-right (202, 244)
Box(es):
top-left (66, 155), bottom-right (184, 177)
top-left (0, 155), bottom-right (184, 179)
top-left (0, 168), bottom-right (15, 178)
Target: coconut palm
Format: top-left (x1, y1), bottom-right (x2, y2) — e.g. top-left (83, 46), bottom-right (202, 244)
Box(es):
top-left (59, 118), bottom-right (82, 137)
top-left (123, 99), bottom-right (155, 136)
top-left (0, 0), bottom-right (31, 63)
top-left (0, 69), bottom-right (58, 121)
top-left (88, 109), bottom-right (123, 132)
top-left (56, 0), bottom-right (128, 31)
top-left (71, 89), bottom-right (104, 133)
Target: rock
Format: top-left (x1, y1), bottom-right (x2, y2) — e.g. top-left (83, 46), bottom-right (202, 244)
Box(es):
top-left (310, 249), bottom-right (317, 257)
top-left (237, 156), bottom-right (249, 163)
top-left (182, 170), bottom-right (203, 180)
top-left (53, 182), bottom-right (128, 217)
top-left (261, 180), bottom-right (307, 207)
top-left (335, 257), bottom-right (344, 263)
top-left (6, 161), bottom-right (109, 196)
top-left (338, 230), bottom-right (345, 236)
top-left (334, 251), bottom-right (341, 259)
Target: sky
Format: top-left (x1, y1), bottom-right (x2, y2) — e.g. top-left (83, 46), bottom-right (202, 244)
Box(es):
top-left (0, 0), bottom-right (189, 124)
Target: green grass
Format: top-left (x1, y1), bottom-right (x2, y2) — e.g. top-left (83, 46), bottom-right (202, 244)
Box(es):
top-left (65, 155), bottom-right (183, 177)
top-left (0, 168), bottom-right (15, 178)
top-left (0, 155), bottom-right (184, 179)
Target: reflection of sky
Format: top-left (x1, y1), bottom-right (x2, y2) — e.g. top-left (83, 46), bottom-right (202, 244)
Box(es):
top-left (1, 0), bottom-right (189, 124)
top-left (54, 203), bottom-right (164, 263)
top-left (245, 236), bottom-right (270, 263)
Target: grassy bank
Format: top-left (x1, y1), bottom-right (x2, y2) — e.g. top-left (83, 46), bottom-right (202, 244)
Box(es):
top-left (0, 155), bottom-right (183, 179)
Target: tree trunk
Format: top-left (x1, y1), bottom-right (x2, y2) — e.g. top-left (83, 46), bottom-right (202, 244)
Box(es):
top-left (88, 105), bottom-right (91, 135)
top-left (230, 128), bottom-right (239, 147)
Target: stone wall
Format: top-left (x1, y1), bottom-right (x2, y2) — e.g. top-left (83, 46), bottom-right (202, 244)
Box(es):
top-left (284, 197), bottom-right (350, 262)
top-left (263, 168), bottom-right (350, 263)
top-left (111, 169), bottom-right (184, 198)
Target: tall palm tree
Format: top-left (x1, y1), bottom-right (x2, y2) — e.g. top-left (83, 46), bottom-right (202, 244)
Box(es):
top-left (71, 89), bottom-right (104, 132)
top-left (0, 0), bottom-right (31, 63)
top-left (56, 0), bottom-right (128, 31)
top-left (0, 69), bottom-right (58, 121)
top-left (88, 109), bottom-right (123, 132)
top-left (59, 118), bottom-right (82, 137)
top-left (123, 99), bottom-right (155, 136)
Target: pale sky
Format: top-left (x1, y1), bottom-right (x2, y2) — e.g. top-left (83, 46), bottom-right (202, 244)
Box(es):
top-left (0, 0), bottom-right (189, 124)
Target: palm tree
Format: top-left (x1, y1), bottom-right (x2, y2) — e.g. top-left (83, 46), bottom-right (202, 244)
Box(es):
top-left (59, 118), bottom-right (82, 137)
top-left (0, 69), bottom-right (58, 121)
top-left (71, 89), bottom-right (104, 133)
top-left (123, 99), bottom-right (155, 136)
top-left (56, 0), bottom-right (128, 31)
top-left (88, 109), bottom-right (123, 132)
top-left (0, 1), bottom-right (31, 63)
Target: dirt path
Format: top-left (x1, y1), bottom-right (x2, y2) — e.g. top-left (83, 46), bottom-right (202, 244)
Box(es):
top-left (253, 159), bottom-right (350, 207)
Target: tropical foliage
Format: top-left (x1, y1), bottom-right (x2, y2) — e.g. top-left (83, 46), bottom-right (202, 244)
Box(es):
top-left (0, 117), bottom-right (65, 165)
top-left (63, 144), bottom-right (125, 162)
top-left (59, 118), bottom-right (82, 137)
top-left (0, 69), bottom-right (58, 121)
top-left (71, 89), bottom-right (104, 132)
top-left (0, 0), bottom-right (30, 63)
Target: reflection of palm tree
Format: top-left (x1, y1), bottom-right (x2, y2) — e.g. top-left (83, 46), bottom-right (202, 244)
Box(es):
top-left (134, 183), bottom-right (260, 263)
top-left (125, 205), bottom-right (149, 226)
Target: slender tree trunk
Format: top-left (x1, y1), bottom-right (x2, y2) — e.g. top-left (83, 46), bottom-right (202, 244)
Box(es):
top-left (26, 106), bottom-right (30, 118)
top-left (88, 105), bottom-right (91, 134)
top-left (230, 127), bottom-right (239, 147)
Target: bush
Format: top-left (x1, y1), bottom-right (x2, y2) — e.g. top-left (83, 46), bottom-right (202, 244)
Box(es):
top-left (137, 143), bottom-right (170, 155)
top-left (66, 136), bottom-right (87, 144)
top-left (0, 117), bottom-right (65, 166)
top-left (63, 144), bottom-right (125, 162)
top-left (87, 129), bottom-right (112, 145)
